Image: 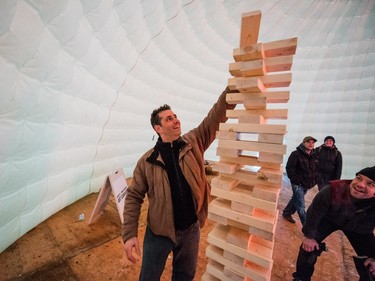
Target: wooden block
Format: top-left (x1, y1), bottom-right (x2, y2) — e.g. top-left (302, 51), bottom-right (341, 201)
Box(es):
top-left (219, 123), bottom-right (286, 136)
top-left (264, 55), bottom-right (293, 73)
top-left (227, 226), bottom-right (250, 249)
top-left (206, 244), bottom-right (270, 281)
top-left (228, 77), bottom-right (266, 93)
top-left (208, 212), bottom-right (228, 225)
top-left (239, 114), bottom-right (267, 124)
top-left (259, 73), bottom-right (292, 88)
top-left (218, 139), bottom-right (286, 154)
top-left (258, 133), bottom-right (284, 144)
top-left (231, 201), bottom-right (254, 214)
top-left (201, 272), bottom-right (221, 281)
top-left (248, 225), bottom-right (274, 242)
top-left (252, 185), bottom-right (280, 202)
top-left (229, 60), bottom-right (266, 77)
top-left (244, 259), bottom-right (272, 281)
top-left (208, 224), bottom-right (273, 268)
top-left (257, 167), bottom-right (283, 184)
top-left (233, 43), bottom-right (264, 61)
top-left (220, 155), bottom-right (281, 171)
top-left (211, 161), bottom-right (241, 174)
top-left (258, 152), bottom-right (284, 164)
top-left (205, 261), bottom-right (232, 281)
top-left (226, 109), bottom-right (288, 120)
top-left (211, 175), bottom-right (240, 190)
top-left (263, 37), bottom-right (298, 58)
top-left (240, 10), bottom-right (262, 47)
top-left (223, 250), bottom-right (245, 265)
top-left (216, 130), bottom-right (238, 140)
top-left (221, 170), bottom-right (280, 189)
top-left (209, 199), bottom-right (275, 232)
top-left (224, 267), bottom-right (244, 281)
top-left (211, 185), bottom-right (277, 213)
top-left (216, 147), bottom-right (241, 158)
top-left (244, 96), bottom-right (267, 110)
top-left (226, 91), bottom-right (290, 104)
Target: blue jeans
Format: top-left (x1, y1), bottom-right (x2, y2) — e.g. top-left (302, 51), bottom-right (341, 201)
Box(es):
top-left (283, 184), bottom-right (307, 224)
top-left (139, 221), bottom-right (200, 281)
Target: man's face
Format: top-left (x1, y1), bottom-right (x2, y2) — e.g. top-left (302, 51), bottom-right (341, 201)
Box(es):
top-left (350, 174), bottom-right (375, 199)
top-left (325, 139), bottom-right (334, 147)
top-left (303, 140), bottom-right (315, 151)
top-left (153, 109), bottom-right (181, 143)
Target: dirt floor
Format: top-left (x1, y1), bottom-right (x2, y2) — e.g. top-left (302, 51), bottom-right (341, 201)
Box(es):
top-left (0, 175), bottom-right (359, 281)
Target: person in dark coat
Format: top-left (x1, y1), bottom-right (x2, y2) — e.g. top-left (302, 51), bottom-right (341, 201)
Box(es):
top-left (283, 136), bottom-right (318, 225)
top-left (292, 166), bottom-right (375, 281)
top-left (316, 135), bottom-right (343, 191)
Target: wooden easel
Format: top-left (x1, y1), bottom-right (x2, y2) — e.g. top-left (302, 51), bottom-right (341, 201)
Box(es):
top-left (88, 169), bottom-right (128, 224)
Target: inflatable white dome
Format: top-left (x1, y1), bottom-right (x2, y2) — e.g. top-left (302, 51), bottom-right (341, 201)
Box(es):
top-left (1, 0), bottom-right (374, 253)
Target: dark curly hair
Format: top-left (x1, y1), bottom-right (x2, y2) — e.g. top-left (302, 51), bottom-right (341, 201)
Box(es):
top-left (150, 104), bottom-right (171, 128)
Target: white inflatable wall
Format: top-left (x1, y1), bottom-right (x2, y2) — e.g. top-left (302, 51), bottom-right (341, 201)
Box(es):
top-left (0, 0), bottom-right (374, 253)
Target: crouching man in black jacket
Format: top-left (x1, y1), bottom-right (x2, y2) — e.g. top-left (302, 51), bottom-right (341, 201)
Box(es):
top-left (292, 166), bottom-right (375, 281)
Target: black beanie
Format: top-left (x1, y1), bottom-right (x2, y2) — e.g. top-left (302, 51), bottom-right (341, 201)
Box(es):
top-left (324, 135), bottom-right (335, 143)
top-left (356, 166), bottom-right (375, 182)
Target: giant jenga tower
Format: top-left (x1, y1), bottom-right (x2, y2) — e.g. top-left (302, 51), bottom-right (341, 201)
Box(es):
top-left (202, 11), bottom-right (297, 281)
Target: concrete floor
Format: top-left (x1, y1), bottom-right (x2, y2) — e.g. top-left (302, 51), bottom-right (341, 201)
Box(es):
top-left (0, 176), bottom-right (358, 281)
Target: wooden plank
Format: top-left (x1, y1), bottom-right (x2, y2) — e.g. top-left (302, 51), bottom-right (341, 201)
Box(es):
top-left (252, 185), bottom-right (280, 202)
top-left (221, 170), bottom-right (280, 188)
top-left (240, 10), bottom-right (262, 47)
top-left (211, 185), bottom-right (277, 213)
top-left (258, 133), bottom-right (284, 144)
top-left (206, 244), bottom-right (270, 281)
top-left (229, 60), bottom-right (266, 77)
top-left (220, 155), bottom-right (281, 170)
top-left (204, 261), bottom-right (233, 281)
top-left (264, 55), bottom-right (293, 72)
top-left (239, 114), bottom-right (267, 124)
top-left (219, 123), bottom-right (286, 135)
top-left (228, 77), bottom-right (266, 93)
top-left (208, 224), bottom-right (273, 267)
top-left (229, 73), bottom-right (291, 91)
top-left (215, 130), bottom-right (238, 140)
top-left (258, 152), bottom-right (284, 164)
top-left (244, 97), bottom-right (267, 110)
top-left (216, 147), bottom-right (241, 158)
top-left (257, 167), bottom-right (283, 184)
top-left (229, 55), bottom-right (293, 77)
top-left (226, 109), bottom-right (288, 120)
top-left (263, 37), bottom-right (298, 57)
top-left (260, 73), bottom-right (292, 88)
top-left (226, 91), bottom-right (290, 104)
top-left (211, 161), bottom-right (241, 174)
top-left (209, 199), bottom-right (275, 232)
top-left (218, 139), bottom-right (286, 154)
top-left (233, 43), bottom-right (264, 61)
top-left (211, 175), bottom-right (240, 191)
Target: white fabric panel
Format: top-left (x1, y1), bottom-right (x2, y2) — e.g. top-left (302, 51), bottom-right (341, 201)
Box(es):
top-left (1, 0), bottom-right (375, 253)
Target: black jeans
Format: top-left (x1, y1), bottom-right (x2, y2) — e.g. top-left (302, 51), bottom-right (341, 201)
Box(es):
top-left (295, 218), bottom-right (375, 281)
top-left (139, 221), bottom-right (200, 281)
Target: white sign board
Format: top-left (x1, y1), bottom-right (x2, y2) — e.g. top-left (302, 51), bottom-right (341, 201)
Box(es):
top-left (89, 169), bottom-right (128, 224)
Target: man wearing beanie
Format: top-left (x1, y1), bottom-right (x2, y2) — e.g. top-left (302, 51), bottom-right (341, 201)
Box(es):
top-left (283, 136), bottom-right (318, 225)
top-left (316, 135), bottom-right (343, 191)
top-left (292, 166), bottom-right (375, 281)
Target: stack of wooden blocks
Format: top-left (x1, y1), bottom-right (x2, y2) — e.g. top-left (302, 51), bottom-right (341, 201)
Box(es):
top-left (202, 11), bottom-right (297, 281)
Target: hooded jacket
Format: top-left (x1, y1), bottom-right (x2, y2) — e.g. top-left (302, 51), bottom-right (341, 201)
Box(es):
top-left (286, 143), bottom-right (318, 189)
top-left (316, 144), bottom-right (343, 188)
top-left (122, 90), bottom-right (235, 244)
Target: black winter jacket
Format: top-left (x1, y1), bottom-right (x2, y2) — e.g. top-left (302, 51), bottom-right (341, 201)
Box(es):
top-left (303, 180), bottom-right (375, 244)
top-left (316, 144), bottom-right (343, 189)
top-left (286, 143), bottom-right (318, 190)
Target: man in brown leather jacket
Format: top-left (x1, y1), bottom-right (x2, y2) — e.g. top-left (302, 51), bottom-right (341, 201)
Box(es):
top-left (122, 88), bottom-right (235, 281)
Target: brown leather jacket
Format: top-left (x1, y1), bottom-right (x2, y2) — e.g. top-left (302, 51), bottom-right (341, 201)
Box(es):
top-left (122, 89), bottom-right (234, 243)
